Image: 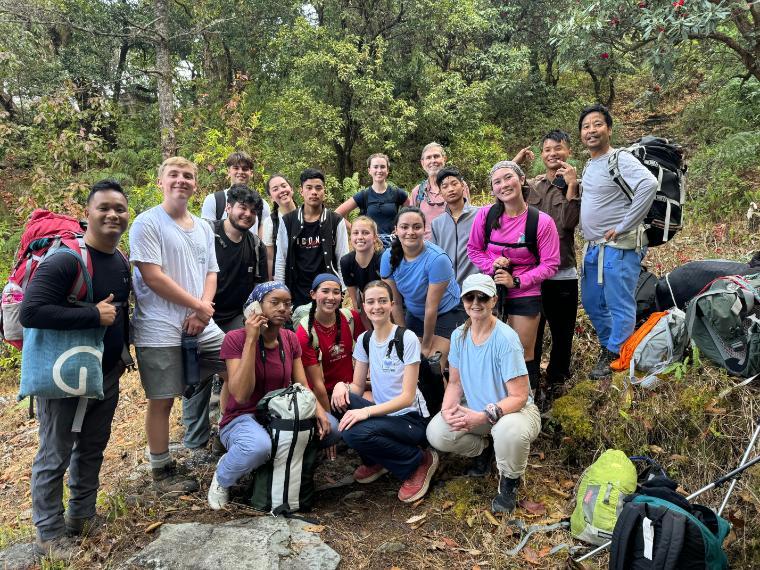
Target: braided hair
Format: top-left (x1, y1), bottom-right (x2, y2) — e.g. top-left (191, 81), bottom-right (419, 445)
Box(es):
top-left (386, 206), bottom-right (426, 275)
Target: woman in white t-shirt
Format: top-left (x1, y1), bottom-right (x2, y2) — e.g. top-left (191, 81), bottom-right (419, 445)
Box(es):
top-left (331, 280), bottom-right (438, 503)
top-left (426, 274), bottom-right (541, 514)
top-left (261, 174), bottom-right (297, 279)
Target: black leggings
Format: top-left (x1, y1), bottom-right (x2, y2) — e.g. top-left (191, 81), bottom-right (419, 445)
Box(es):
top-left (534, 279), bottom-right (579, 385)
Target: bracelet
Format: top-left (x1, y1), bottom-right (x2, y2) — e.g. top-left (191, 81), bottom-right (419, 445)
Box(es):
top-left (365, 408), bottom-right (372, 419)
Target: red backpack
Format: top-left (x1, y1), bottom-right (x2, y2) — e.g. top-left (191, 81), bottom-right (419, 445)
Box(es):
top-left (1, 209), bottom-right (93, 349)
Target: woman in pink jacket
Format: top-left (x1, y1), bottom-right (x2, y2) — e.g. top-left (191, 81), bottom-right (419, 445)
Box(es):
top-left (467, 160), bottom-right (560, 390)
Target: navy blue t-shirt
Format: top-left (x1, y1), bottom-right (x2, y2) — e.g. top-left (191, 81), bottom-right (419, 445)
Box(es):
top-left (353, 186), bottom-right (408, 234)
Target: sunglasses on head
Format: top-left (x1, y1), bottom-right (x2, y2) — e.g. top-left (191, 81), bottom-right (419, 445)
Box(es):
top-left (462, 291), bottom-right (491, 303)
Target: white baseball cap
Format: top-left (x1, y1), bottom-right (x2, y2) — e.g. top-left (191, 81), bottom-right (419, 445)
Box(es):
top-left (460, 274), bottom-right (497, 298)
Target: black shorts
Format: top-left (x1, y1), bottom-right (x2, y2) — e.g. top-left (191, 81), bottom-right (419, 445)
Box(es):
top-left (500, 295), bottom-right (542, 317)
top-left (405, 306), bottom-right (468, 339)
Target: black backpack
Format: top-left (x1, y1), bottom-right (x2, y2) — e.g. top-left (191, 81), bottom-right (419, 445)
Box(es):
top-left (635, 267), bottom-right (659, 325)
top-left (655, 259), bottom-right (752, 311)
top-left (610, 476), bottom-right (730, 570)
top-left (608, 136), bottom-right (687, 247)
top-left (362, 327), bottom-right (444, 417)
top-left (482, 204), bottom-right (540, 266)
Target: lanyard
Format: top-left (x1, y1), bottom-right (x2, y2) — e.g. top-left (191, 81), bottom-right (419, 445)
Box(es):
top-left (258, 332), bottom-right (288, 386)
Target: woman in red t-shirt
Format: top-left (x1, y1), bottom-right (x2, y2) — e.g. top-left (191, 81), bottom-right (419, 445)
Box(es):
top-left (296, 274), bottom-right (365, 456)
top-left (207, 282), bottom-right (333, 510)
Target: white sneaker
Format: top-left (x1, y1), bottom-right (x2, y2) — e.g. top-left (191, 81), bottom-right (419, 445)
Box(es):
top-left (207, 471), bottom-right (229, 510)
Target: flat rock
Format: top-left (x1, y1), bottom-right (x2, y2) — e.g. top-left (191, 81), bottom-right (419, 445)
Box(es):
top-left (0, 543), bottom-right (37, 570)
top-left (120, 517), bottom-right (339, 569)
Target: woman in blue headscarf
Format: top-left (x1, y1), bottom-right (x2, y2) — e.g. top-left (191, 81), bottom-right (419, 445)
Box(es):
top-left (207, 282), bottom-right (333, 510)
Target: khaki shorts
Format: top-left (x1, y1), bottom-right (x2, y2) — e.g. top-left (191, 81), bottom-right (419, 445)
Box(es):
top-left (136, 331), bottom-right (225, 399)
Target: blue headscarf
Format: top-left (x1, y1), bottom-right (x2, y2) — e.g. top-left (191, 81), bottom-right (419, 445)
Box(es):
top-left (244, 281), bottom-right (290, 310)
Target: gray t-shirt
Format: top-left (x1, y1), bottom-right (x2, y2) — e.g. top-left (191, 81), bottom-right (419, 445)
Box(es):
top-left (130, 205), bottom-right (222, 347)
top-left (580, 150), bottom-right (658, 241)
top-left (353, 326), bottom-right (428, 417)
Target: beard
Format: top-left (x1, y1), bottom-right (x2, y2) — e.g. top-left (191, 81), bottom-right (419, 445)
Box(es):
top-left (228, 214), bottom-right (254, 233)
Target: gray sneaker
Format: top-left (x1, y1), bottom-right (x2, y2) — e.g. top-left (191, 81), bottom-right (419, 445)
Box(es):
top-left (34, 535), bottom-right (79, 561)
top-left (152, 460), bottom-right (199, 495)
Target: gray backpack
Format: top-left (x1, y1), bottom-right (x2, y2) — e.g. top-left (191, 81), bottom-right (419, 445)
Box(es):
top-left (686, 274), bottom-right (760, 378)
top-left (628, 308), bottom-right (688, 388)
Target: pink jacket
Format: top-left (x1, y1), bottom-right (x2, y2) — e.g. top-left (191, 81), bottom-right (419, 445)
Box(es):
top-left (467, 206), bottom-right (560, 299)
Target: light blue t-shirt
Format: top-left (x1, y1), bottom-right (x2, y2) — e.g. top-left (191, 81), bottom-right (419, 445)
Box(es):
top-left (380, 241), bottom-right (460, 319)
top-left (353, 326), bottom-right (428, 417)
top-left (449, 320), bottom-right (531, 410)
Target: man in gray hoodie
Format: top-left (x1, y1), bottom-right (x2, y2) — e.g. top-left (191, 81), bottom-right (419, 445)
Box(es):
top-left (430, 167), bottom-right (481, 290)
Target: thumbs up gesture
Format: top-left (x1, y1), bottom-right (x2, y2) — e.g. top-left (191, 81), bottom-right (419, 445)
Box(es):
top-left (96, 293), bottom-right (117, 326)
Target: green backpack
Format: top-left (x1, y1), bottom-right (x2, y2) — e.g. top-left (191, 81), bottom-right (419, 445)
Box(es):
top-left (570, 450), bottom-right (638, 545)
top-left (686, 273), bottom-right (760, 378)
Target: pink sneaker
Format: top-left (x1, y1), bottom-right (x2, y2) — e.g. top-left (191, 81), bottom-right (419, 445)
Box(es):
top-left (353, 463), bottom-right (388, 484)
top-left (398, 449), bottom-right (439, 503)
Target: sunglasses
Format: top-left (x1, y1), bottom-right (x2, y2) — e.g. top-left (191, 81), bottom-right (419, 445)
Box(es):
top-left (462, 291), bottom-right (492, 303)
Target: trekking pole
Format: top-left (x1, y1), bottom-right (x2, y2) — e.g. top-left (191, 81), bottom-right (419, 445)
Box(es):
top-left (717, 419), bottom-right (760, 516)
top-left (575, 454), bottom-right (760, 563)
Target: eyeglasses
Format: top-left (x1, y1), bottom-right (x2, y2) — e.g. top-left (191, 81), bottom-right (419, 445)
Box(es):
top-left (462, 292), bottom-right (492, 303)
top-left (265, 299), bottom-right (293, 309)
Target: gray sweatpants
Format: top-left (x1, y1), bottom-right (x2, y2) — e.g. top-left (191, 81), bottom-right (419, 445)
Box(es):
top-left (31, 362), bottom-right (124, 541)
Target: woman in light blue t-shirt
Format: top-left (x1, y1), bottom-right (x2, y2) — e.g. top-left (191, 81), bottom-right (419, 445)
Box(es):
top-left (379, 207), bottom-right (466, 390)
top-left (331, 280), bottom-right (438, 504)
top-left (426, 274), bottom-right (541, 515)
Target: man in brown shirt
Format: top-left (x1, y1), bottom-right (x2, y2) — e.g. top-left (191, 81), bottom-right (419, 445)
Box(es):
top-left (515, 130), bottom-right (580, 407)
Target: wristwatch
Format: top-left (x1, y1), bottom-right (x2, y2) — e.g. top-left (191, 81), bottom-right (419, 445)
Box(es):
top-left (512, 276), bottom-right (521, 289)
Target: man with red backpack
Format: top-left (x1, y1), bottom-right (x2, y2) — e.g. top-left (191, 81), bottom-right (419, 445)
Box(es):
top-left (19, 180), bottom-right (131, 560)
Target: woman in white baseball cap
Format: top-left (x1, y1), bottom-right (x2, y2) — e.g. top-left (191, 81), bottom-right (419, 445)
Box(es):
top-left (426, 273), bottom-right (542, 514)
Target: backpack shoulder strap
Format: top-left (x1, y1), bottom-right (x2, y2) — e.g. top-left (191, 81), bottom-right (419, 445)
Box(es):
top-left (214, 190), bottom-right (227, 220)
top-left (339, 308), bottom-right (355, 339)
top-left (525, 206), bottom-right (540, 263)
top-left (362, 329), bottom-right (372, 357)
top-left (415, 180), bottom-right (427, 207)
top-left (608, 149), bottom-right (635, 202)
top-left (651, 502), bottom-right (687, 570)
top-left (484, 203), bottom-right (500, 246)
top-left (391, 325), bottom-right (405, 362)
top-left (610, 502), bottom-right (644, 570)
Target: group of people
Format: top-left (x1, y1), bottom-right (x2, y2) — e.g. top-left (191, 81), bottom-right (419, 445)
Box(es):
top-left (22, 103), bottom-right (658, 560)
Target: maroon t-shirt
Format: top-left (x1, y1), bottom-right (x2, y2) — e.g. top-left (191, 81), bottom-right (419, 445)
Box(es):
top-left (219, 328), bottom-right (302, 429)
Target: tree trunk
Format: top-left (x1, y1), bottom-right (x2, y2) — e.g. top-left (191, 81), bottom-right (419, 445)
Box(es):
top-left (154, 0), bottom-right (176, 159)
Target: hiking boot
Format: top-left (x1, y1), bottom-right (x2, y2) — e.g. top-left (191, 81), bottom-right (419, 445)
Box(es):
top-left (590, 348), bottom-right (618, 380)
top-left (211, 435), bottom-right (226, 457)
top-left (34, 535), bottom-right (79, 561)
top-left (466, 439), bottom-right (494, 477)
top-left (353, 463), bottom-right (388, 484)
top-left (207, 471), bottom-right (229, 510)
top-left (492, 475), bottom-right (520, 514)
top-left (152, 460), bottom-right (199, 495)
top-left (398, 448), bottom-right (439, 503)
top-left (64, 513), bottom-right (104, 537)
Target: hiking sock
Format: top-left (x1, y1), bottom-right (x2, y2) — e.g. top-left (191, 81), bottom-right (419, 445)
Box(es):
top-left (149, 451), bottom-right (172, 471)
top-left (525, 359), bottom-right (540, 391)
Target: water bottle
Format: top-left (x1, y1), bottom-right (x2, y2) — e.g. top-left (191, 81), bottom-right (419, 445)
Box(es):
top-left (1, 282), bottom-right (24, 341)
top-left (181, 332), bottom-right (201, 398)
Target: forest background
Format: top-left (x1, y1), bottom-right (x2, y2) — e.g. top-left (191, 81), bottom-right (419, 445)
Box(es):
top-left (0, 0), bottom-right (759, 568)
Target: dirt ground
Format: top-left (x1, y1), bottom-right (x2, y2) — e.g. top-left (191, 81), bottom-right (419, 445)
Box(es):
top-left (1, 221), bottom-right (759, 569)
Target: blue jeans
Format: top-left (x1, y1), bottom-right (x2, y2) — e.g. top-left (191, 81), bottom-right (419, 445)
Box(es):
top-left (340, 393), bottom-right (428, 480)
top-left (581, 245), bottom-right (641, 354)
top-left (216, 414), bottom-right (272, 488)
